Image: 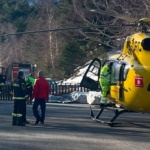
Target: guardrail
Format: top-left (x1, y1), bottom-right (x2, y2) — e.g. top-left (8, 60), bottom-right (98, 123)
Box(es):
top-left (0, 84), bottom-right (90, 100)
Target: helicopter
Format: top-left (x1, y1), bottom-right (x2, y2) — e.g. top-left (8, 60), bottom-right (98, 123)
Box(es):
top-left (80, 18), bottom-right (150, 126)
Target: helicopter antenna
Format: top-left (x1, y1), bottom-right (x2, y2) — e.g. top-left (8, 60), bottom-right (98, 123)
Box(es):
top-left (0, 24), bottom-right (137, 37)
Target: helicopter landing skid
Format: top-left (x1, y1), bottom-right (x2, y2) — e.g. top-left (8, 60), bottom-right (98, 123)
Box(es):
top-left (90, 105), bottom-right (130, 126)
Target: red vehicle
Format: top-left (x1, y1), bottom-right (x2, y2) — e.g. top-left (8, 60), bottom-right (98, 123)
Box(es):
top-left (0, 63), bottom-right (37, 84)
top-left (11, 63), bottom-right (34, 80)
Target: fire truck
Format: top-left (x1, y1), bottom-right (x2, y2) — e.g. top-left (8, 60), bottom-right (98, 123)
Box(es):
top-left (0, 63), bottom-right (37, 84)
top-left (11, 63), bottom-right (34, 80)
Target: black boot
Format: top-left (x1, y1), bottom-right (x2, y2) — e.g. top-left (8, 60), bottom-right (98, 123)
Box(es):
top-left (23, 120), bottom-right (30, 124)
top-left (17, 117), bottom-right (25, 126)
top-left (12, 117), bottom-right (17, 126)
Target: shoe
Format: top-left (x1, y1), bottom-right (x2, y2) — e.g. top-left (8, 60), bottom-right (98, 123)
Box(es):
top-left (12, 123), bottom-right (17, 126)
top-left (34, 120), bottom-right (40, 125)
top-left (17, 123), bottom-right (25, 126)
top-left (12, 117), bottom-right (17, 126)
top-left (25, 120), bottom-right (30, 124)
top-left (100, 103), bottom-right (113, 108)
top-left (100, 103), bottom-right (107, 108)
top-left (40, 121), bottom-right (44, 124)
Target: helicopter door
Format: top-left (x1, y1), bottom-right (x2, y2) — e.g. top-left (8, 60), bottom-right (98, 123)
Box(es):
top-left (119, 63), bottom-right (130, 100)
top-left (110, 62), bottom-right (122, 100)
top-left (110, 62), bottom-right (128, 100)
top-left (80, 58), bottom-right (101, 91)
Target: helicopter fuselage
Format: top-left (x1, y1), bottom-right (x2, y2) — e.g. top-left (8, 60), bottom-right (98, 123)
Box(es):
top-left (108, 32), bottom-right (150, 113)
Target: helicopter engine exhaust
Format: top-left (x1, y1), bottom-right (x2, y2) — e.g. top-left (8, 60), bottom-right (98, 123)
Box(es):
top-left (141, 38), bottom-right (150, 51)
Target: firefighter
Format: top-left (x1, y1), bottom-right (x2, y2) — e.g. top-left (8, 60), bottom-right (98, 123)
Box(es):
top-left (99, 63), bottom-right (111, 107)
top-left (12, 71), bottom-right (30, 126)
top-left (25, 73), bottom-right (35, 104)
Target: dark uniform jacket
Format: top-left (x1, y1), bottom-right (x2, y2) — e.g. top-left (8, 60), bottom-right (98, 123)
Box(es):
top-left (12, 77), bottom-right (28, 99)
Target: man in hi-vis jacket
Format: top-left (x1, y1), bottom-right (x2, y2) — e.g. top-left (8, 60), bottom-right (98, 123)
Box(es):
top-left (99, 63), bottom-right (111, 107)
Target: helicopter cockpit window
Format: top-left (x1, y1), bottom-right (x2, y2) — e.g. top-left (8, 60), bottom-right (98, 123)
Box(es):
top-left (141, 38), bottom-right (150, 51)
top-left (123, 65), bottom-right (130, 80)
top-left (111, 63), bottom-right (121, 84)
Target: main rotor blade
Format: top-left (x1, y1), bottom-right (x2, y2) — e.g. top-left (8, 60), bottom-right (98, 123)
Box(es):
top-left (0, 24), bottom-right (135, 36)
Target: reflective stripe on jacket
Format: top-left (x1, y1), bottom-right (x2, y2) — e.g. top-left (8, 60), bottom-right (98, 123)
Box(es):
top-left (12, 77), bottom-right (28, 100)
top-left (26, 82), bottom-right (32, 89)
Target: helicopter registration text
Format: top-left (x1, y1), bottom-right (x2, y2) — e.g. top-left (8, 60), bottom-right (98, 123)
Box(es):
top-left (135, 77), bottom-right (144, 87)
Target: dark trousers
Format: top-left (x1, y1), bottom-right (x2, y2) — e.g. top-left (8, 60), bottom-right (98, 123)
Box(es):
top-left (12, 100), bottom-right (26, 126)
top-left (32, 98), bottom-right (46, 122)
top-left (27, 88), bottom-right (33, 104)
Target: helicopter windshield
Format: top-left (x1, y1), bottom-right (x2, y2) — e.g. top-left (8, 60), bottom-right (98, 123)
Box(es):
top-left (110, 62), bottom-right (130, 85)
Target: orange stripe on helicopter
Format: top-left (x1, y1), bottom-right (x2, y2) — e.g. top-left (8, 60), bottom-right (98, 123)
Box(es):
top-left (111, 89), bottom-right (119, 93)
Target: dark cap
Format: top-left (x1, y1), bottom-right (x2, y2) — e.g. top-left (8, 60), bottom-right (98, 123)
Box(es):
top-left (38, 70), bottom-right (44, 77)
top-left (17, 71), bottom-right (24, 78)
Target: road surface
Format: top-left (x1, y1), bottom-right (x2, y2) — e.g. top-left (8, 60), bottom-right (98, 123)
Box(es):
top-left (0, 101), bottom-right (150, 150)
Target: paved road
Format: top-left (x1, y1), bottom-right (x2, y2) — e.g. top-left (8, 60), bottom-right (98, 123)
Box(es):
top-left (0, 101), bottom-right (150, 150)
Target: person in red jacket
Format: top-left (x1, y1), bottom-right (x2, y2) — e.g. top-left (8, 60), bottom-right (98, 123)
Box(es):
top-left (32, 70), bottom-right (50, 125)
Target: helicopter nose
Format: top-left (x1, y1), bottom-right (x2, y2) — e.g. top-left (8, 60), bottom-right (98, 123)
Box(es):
top-left (141, 38), bottom-right (150, 51)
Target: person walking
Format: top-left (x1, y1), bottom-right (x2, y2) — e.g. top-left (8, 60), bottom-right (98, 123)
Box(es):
top-left (99, 63), bottom-right (111, 107)
top-left (11, 71), bottom-right (30, 126)
top-left (25, 73), bottom-right (35, 104)
top-left (32, 70), bottom-right (50, 125)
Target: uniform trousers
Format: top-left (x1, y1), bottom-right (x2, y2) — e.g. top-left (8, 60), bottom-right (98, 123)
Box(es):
top-left (12, 99), bottom-right (26, 126)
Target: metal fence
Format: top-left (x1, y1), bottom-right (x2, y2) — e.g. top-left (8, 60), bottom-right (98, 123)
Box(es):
top-left (50, 84), bottom-right (90, 96)
top-left (0, 84), bottom-right (12, 100)
top-left (0, 84), bottom-right (90, 100)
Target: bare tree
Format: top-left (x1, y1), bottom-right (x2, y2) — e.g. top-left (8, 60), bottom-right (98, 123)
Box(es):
top-left (0, 23), bottom-right (24, 66)
top-left (71, 0), bottom-right (150, 48)
top-left (32, 0), bottom-right (63, 70)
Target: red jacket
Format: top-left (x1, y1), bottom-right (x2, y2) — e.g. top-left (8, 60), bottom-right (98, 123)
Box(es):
top-left (32, 76), bottom-right (50, 101)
